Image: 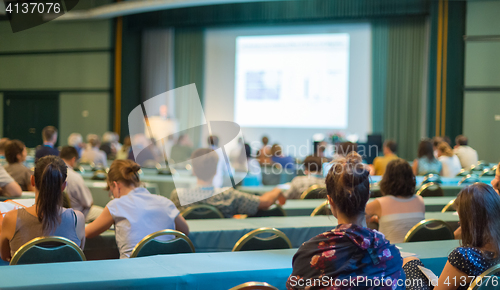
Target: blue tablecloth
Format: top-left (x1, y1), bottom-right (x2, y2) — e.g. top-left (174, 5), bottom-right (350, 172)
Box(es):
top-left (283, 197), bottom-right (455, 215)
top-left (0, 240), bottom-right (460, 290)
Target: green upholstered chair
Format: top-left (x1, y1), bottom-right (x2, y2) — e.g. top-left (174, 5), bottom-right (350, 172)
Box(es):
top-left (10, 236), bottom-right (86, 265)
top-left (404, 219), bottom-right (454, 243)
top-left (130, 229), bottom-right (195, 258)
top-left (416, 182), bottom-right (444, 197)
top-left (180, 204), bottom-right (224, 219)
top-left (232, 227), bottom-right (292, 251)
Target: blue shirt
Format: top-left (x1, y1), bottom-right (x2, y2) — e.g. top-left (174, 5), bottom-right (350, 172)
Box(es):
top-left (107, 187), bottom-right (180, 258)
top-left (272, 155), bottom-right (295, 170)
top-left (417, 157), bottom-right (442, 176)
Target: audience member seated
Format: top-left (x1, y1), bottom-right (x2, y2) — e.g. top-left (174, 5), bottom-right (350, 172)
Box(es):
top-left (286, 153), bottom-right (405, 289)
top-left (67, 133), bottom-right (84, 158)
top-left (437, 142), bottom-right (461, 177)
top-left (432, 136), bottom-right (444, 158)
top-left (85, 160), bottom-right (189, 259)
top-left (332, 141), bottom-right (358, 160)
top-left (0, 138), bottom-right (9, 160)
top-left (403, 183), bottom-right (500, 290)
top-left (282, 156), bottom-right (325, 199)
top-left (170, 134), bottom-right (193, 164)
top-left (4, 140), bottom-right (34, 191)
top-left (35, 126), bottom-right (59, 161)
top-left (0, 165), bottom-right (21, 197)
top-left (491, 162), bottom-right (500, 194)
top-left (60, 146), bottom-right (101, 222)
top-left (412, 139), bottom-right (442, 176)
top-left (366, 159), bottom-right (425, 243)
top-left (453, 135), bottom-right (478, 169)
top-left (0, 156), bottom-right (85, 262)
top-left (270, 144), bottom-right (295, 170)
top-left (81, 134), bottom-right (107, 167)
top-left (100, 132), bottom-right (120, 160)
top-left (116, 136), bottom-right (131, 160)
top-left (372, 140), bottom-right (398, 175)
top-left (257, 136), bottom-right (272, 165)
top-left (207, 135), bottom-right (231, 187)
top-left (170, 148), bottom-right (284, 218)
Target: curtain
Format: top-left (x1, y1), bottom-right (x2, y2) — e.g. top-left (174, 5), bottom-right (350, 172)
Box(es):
top-left (372, 17), bottom-right (428, 160)
top-left (174, 28), bottom-right (205, 147)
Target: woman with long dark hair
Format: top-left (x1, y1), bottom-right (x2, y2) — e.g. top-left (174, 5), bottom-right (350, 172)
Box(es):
top-left (0, 156), bottom-right (85, 262)
top-left (412, 139), bottom-right (442, 176)
top-left (287, 153), bottom-right (405, 289)
top-left (404, 183), bottom-right (500, 290)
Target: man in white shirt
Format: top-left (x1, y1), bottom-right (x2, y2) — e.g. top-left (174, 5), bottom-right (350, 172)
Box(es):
top-left (453, 135), bottom-right (478, 169)
top-left (61, 146), bottom-right (100, 222)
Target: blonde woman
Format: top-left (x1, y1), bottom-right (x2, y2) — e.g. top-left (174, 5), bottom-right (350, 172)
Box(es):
top-left (437, 142), bottom-right (461, 177)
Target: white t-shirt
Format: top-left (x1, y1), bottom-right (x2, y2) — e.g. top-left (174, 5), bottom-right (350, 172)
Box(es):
top-left (453, 146), bottom-right (478, 169)
top-left (439, 155), bottom-right (462, 177)
top-left (107, 187), bottom-right (179, 258)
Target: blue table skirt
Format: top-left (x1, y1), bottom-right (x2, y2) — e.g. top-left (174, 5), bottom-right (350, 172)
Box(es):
top-left (0, 240), bottom-right (460, 290)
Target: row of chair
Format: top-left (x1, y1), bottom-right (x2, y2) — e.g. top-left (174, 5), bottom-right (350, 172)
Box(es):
top-left (8, 227), bottom-right (291, 265)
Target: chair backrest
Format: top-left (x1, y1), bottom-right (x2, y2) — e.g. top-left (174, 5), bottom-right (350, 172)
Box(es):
top-left (458, 174), bottom-right (480, 185)
top-left (261, 164), bottom-right (282, 186)
top-left (421, 174), bottom-right (442, 185)
top-left (441, 199), bottom-right (456, 212)
top-left (251, 205), bottom-right (286, 217)
top-left (416, 182), bottom-right (444, 197)
top-left (404, 219), bottom-right (454, 243)
top-left (456, 168), bottom-right (471, 177)
top-left (180, 204), bottom-right (224, 219)
top-left (480, 166), bottom-right (497, 177)
top-left (232, 227), bottom-right (292, 251)
top-left (300, 185), bottom-right (327, 199)
top-left (468, 264), bottom-right (500, 290)
top-left (130, 229), bottom-right (195, 258)
top-left (10, 236), bottom-right (86, 265)
top-left (229, 282), bottom-right (278, 290)
top-left (310, 200), bottom-right (331, 216)
top-left (91, 169), bottom-right (107, 181)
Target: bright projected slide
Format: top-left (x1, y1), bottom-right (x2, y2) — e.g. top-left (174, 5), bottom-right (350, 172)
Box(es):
top-left (234, 34), bottom-right (350, 128)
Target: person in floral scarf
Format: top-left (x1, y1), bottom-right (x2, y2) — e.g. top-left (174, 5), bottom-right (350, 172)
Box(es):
top-left (287, 153), bottom-right (405, 289)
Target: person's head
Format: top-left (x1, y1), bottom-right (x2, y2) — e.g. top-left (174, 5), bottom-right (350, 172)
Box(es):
top-left (383, 140), bottom-right (397, 156)
top-left (443, 136), bottom-right (452, 146)
top-left (106, 159), bottom-right (141, 198)
top-left (5, 140), bottom-right (27, 164)
top-left (432, 136), bottom-right (443, 150)
top-left (42, 126), bottom-right (58, 144)
top-left (262, 136), bottom-right (269, 146)
top-left (190, 148), bottom-right (219, 183)
top-left (87, 134), bottom-right (100, 148)
top-left (303, 156), bottom-right (323, 174)
top-left (102, 132), bottom-right (116, 144)
top-left (271, 144), bottom-right (283, 157)
top-left (67, 133), bottom-right (82, 148)
top-left (455, 183), bottom-right (500, 255)
top-left (417, 139), bottom-right (435, 161)
top-left (32, 156), bottom-right (68, 233)
top-left (491, 163), bottom-right (500, 194)
top-left (60, 146), bottom-right (79, 167)
top-left (122, 136), bottom-right (131, 148)
top-left (437, 142), bottom-right (454, 157)
top-left (325, 152), bottom-right (370, 219)
top-left (0, 138), bottom-right (10, 155)
top-left (455, 135), bottom-right (468, 146)
top-left (207, 135), bottom-right (219, 148)
top-left (336, 142), bottom-right (357, 157)
top-left (380, 159), bottom-right (416, 197)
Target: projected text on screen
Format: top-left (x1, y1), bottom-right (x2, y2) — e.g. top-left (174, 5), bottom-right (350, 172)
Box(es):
top-left (234, 34), bottom-right (350, 128)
